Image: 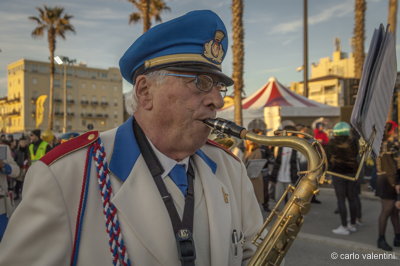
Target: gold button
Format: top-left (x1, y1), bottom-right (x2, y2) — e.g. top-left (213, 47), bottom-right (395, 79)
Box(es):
top-left (88, 134), bottom-right (95, 140)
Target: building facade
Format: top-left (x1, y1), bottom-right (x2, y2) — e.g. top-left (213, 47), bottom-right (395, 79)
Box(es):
top-left (1, 59), bottom-right (124, 134)
top-left (290, 39), bottom-right (357, 107)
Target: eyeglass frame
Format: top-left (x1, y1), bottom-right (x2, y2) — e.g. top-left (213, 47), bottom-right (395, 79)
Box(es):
top-left (160, 73), bottom-right (228, 98)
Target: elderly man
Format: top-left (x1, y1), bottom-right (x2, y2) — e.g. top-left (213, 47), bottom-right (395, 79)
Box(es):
top-left (0, 10), bottom-right (262, 266)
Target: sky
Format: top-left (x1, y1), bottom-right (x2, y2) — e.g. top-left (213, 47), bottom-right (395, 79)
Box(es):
top-left (0, 0), bottom-right (398, 97)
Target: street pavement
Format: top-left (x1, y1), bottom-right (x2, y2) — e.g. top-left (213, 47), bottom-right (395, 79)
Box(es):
top-left (261, 186), bottom-right (400, 265)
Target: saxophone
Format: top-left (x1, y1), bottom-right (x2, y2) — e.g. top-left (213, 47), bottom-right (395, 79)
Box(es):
top-left (204, 118), bottom-right (328, 266)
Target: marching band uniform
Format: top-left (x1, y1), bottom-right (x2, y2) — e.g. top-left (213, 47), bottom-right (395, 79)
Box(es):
top-left (0, 10), bottom-right (262, 265)
top-left (0, 118), bottom-right (262, 265)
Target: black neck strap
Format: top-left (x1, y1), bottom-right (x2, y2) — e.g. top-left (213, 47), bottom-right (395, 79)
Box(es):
top-left (132, 120), bottom-right (196, 266)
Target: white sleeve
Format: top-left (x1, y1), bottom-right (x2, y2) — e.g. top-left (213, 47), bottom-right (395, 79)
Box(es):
top-left (0, 161), bottom-right (72, 266)
top-left (3, 145), bottom-right (20, 178)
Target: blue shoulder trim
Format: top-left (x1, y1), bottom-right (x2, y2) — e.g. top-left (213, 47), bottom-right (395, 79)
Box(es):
top-left (195, 149), bottom-right (217, 174)
top-left (109, 117), bottom-right (141, 181)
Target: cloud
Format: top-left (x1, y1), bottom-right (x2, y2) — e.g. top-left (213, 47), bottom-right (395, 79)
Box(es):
top-left (259, 67), bottom-right (289, 74)
top-left (270, 0), bottom-right (353, 34)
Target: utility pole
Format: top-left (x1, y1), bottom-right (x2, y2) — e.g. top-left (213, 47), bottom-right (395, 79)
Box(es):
top-left (54, 56), bottom-right (76, 133)
top-left (303, 0), bottom-right (309, 98)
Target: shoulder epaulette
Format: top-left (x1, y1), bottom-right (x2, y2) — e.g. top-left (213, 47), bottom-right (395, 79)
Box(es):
top-left (206, 139), bottom-right (240, 162)
top-left (41, 131), bottom-right (99, 165)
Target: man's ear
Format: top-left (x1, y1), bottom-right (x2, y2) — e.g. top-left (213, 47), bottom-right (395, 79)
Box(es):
top-left (135, 75), bottom-right (153, 110)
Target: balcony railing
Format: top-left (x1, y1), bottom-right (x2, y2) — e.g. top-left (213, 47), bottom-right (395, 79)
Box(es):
top-left (56, 112), bottom-right (75, 117)
top-left (80, 113), bottom-right (109, 119)
top-left (4, 109), bottom-right (21, 116)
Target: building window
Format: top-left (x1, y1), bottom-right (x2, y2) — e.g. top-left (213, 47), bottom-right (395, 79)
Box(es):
top-left (82, 120), bottom-right (86, 126)
top-left (92, 83), bottom-right (96, 89)
top-left (324, 85), bottom-right (336, 93)
top-left (81, 83), bottom-right (86, 88)
top-left (32, 78), bottom-right (37, 85)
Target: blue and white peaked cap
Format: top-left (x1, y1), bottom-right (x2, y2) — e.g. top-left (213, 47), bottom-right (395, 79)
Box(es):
top-left (119, 10), bottom-right (234, 86)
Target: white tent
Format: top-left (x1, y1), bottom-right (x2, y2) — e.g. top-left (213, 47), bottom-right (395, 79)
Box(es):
top-left (218, 77), bottom-right (340, 133)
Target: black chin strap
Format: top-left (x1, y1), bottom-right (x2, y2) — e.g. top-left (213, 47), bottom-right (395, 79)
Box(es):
top-left (133, 120), bottom-right (196, 266)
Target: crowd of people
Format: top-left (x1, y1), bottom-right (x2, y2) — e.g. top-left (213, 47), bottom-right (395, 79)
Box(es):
top-left (222, 119), bottom-right (400, 252)
top-left (0, 129), bottom-right (80, 240)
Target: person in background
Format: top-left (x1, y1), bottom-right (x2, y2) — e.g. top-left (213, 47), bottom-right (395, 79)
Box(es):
top-left (313, 122), bottom-right (329, 146)
top-left (0, 142), bottom-right (20, 241)
top-left (271, 125), bottom-right (299, 204)
top-left (0, 10), bottom-right (262, 265)
top-left (41, 130), bottom-right (56, 148)
top-left (395, 181), bottom-right (400, 210)
top-left (28, 129), bottom-right (51, 163)
top-left (259, 136), bottom-right (274, 213)
top-left (326, 122), bottom-right (359, 235)
top-left (243, 129), bottom-right (265, 207)
top-left (298, 125), bottom-right (321, 204)
top-left (376, 121), bottom-right (400, 251)
top-left (13, 137), bottom-right (30, 201)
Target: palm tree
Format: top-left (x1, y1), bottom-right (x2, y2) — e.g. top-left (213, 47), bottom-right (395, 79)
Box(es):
top-left (388, 0), bottom-right (398, 36)
top-left (29, 5), bottom-right (75, 130)
top-left (353, 0), bottom-right (366, 79)
top-left (127, 0), bottom-right (170, 32)
top-left (232, 0), bottom-right (244, 126)
top-left (387, 0), bottom-right (397, 121)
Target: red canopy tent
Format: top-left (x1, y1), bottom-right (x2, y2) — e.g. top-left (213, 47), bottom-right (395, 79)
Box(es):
top-left (218, 77), bottom-right (340, 132)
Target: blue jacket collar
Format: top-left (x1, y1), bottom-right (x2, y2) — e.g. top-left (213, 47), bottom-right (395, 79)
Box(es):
top-left (109, 117), bottom-right (217, 182)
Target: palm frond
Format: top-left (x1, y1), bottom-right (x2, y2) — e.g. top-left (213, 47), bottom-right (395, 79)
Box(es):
top-left (129, 13), bottom-right (142, 24)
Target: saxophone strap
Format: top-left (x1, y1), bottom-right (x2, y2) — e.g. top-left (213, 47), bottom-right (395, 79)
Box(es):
top-left (133, 120), bottom-right (196, 266)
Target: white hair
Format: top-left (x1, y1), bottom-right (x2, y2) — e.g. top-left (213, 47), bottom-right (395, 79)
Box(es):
top-left (124, 70), bottom-right (169, 115)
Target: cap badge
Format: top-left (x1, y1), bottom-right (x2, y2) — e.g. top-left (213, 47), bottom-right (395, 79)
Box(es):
top-left (203, 30), bottom-right (225, 64)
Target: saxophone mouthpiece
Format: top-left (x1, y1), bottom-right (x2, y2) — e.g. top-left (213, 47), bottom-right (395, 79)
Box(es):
top-left (203, 118), bottom-right (245, 138)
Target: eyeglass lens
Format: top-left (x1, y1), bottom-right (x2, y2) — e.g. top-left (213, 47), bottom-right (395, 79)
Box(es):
top-left (196, 75), bottom-right (227, 97)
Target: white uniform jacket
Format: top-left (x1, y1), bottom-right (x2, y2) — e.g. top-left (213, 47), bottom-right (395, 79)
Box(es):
top-left (0, 117), bottom-right (262, 266)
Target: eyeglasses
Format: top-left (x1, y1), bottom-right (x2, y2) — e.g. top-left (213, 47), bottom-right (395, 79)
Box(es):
top-left (162, 73), bottom-right (228, 98)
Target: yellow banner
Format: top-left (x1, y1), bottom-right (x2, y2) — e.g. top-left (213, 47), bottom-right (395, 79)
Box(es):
top-left (35, 95), bottom-right (47, 128)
